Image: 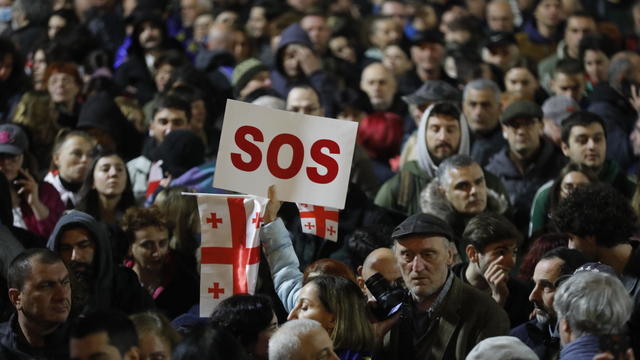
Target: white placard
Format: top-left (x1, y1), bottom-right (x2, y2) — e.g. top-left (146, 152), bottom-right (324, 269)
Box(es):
top-left (214, 100), bottom-right (357, 209)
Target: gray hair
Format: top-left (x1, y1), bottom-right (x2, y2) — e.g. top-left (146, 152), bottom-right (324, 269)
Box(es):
top-left (463, 79), bottom-right (501, 104)
top-left (608, 53), bottom-right (638, 91)
top-left (435, 154), bottom-right (477, 188)
top-left (269, 319), bottom-right (324, 360)
top-left (554, 272), bottom-right (632, 338)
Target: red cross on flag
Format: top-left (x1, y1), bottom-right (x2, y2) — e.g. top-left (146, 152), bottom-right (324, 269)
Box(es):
top-left (296, 203), bottom-right (339, 242)
top-left (195, 194), bottom-right (268, 317)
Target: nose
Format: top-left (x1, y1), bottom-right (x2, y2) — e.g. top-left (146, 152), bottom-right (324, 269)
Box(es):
top-left (501, 253), bottom-right (515, 269)
top-left (436, 129), bottom-right (447, 141)
top-left (287, 308), bottom-right (298, 321)
top-left (71, 248), bottom-right (81, 262)
top-left (529, 284), bottom-right (540, 303)
top-left (410, 255), bottom-right (426, 273)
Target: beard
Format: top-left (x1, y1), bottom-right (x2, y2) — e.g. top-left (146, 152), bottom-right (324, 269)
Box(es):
top-left (68, 261), bottom-right (95, 315)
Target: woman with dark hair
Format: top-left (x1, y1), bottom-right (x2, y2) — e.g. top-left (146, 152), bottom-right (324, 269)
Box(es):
top-left (77, 150), bottom-right (135, 225)
top-left (172, 323), bottom-right (249, 360)
top-left (529, 162), bottom-right (598, 238)
top-left (0, 38), bottom-right (30, 122)
top-left (517, 232), bottom-right (569, 283)
top-left (210, 294), bottom-right (278, 360)
top-left (287, 275), bottom-right (375, 360)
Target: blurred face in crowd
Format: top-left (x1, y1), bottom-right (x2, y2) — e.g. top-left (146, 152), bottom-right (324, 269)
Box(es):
top-left (583, 50), bottom-right (609, 84)
top-left (463, 88), bottom-right (501, 133)
top-left (370, 18), bottom-right (402, 50)
top-left (47, 72), bottom-right (80, 106)
top-left (282, 44), bottom-right (307, 78)
top-left (381, 0), bottom-right (408, 27)
top-left (382, 44), bottom-right (412, 76)
top-left (502, 117), bottom-right (543, 160)
top-left (482, 43), bottom-right (519, 71)
top-left (193, 14), bottom-right (214, 43)
top-left (504, 67), bottom-right (538, 101)
top-left (288, 282), bottom-right (335, 333)
top-left (301, 15), bottom-right (330, 53)
top-left (0, 152), bottom-right (23, 181)
top-left (215, 10), bottom-right (238, 26)
top-left (486, 0), bottom-right (514, 32)
top-left (138, 332), bottom-right (172, 360)
top-left (439, 5), bottom-right (467, 34)
top-left (32, 50), bottom-right (47, 86)
top-left (154, 64), bottom-right (174, 93)
top-left (247, 6), bottom-right (267, 39)
top-left (93, 155), bottom-right (127, 199)
top-left (287, 87), bottom-right (323, 116)
top-left (534, 0), bottom-right (563, 29)
top-left (131, 226), bottom-right (169, 273)
top-left (150, 107), bottom-right (189, 143)
top-left (48, 14), bottom-right (66, 39)
top-left (329, 36), bottom-right (356, 64)
top-left (190, 99), bottom-right (206, 131)
top-left (9, 259), bottom-right (71, 328)
top-left (394, 235), bottom-right (453, 303)
top-left (551, 72), bottom-right (585, 101)
top-left (561, 122), bottom-right (606, 169)
top-left (441, 163), bottom-right (487, 214)
top-left (360, 63), bottom-right (397, 111)
top-left (138, 21), bottom-right (162, 51)
top-left (530, 257), bottom-right (563, 325)
top-left (59, 227), bottom-right (96, 284)
top-left (70, 331), bottom-right (138, 360)
top-left (426, 114), bottom-right (461, 162)
top-left (411, 41), bottom-right (445, 78)
top-left (0, 54), bottom-right (11, 82)
top-left (231, 29), bottom-right (251, 62)
top-left (53, 135), bottom-right (95, 183)
top-left (181, 0), bottom-right (201, 28)
top-left (564, 16), bottom-right (596, 58)
top-left (559, 171), bottom-right (591, 200)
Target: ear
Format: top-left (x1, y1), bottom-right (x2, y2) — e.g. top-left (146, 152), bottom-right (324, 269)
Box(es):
top-left (501, 124), bottom-right (508, 140)
top-left (446, 242), bottom-right (455, 266)
top-left (52, 152), bottom-right (61, 167)
top-left (466, 245), bottom-right (479, 263)
top-left (561, 141), bottom-right (570, 157)
top-left (8, 288), bottom-right (21, 310)
top-left (356, 266), bottom-right (366, 292)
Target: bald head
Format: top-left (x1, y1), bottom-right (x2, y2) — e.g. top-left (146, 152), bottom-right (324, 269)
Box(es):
top-left (207, 23), bottom-right (233, 51)
top-left (487, 0), bottom-right (514, 32)
top-left (360, 63), bottom-right (397, 111)
top-left (362, 248), bottom-right (401, 283)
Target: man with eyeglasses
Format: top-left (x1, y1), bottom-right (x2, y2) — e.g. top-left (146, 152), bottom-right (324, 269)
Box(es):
top-left (486, 100), bottom-right (565, 234)
top-left (510, 247), bottom-right (586, 360)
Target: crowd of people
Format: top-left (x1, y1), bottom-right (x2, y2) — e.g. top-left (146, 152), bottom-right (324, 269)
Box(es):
top-left (2, 0), bottom-right (640, 358)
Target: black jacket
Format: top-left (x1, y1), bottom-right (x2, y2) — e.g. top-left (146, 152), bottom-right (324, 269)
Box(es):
top-left (46, 210), bottom-right (154, 315)
top-left (0, 314), bottom-right (70, 360)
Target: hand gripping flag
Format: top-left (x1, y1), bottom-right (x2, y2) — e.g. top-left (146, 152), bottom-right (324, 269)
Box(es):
top-left (195, 194), bottom-right (267, 317)
top-left (296, 203), bottom-right (339, 242)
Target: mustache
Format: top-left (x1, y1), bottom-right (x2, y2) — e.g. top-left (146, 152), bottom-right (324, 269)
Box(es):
top-left (69, 260), bottom-right (95, 280)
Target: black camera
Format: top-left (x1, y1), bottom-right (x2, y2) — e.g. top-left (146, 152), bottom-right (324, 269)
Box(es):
top-left (365, 272), bottom-right (407, 320)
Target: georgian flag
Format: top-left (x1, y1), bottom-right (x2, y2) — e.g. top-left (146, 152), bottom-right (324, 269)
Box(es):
top-left (296, 203), bottom-right (339, 242)
top-left (195, 194), bottom-right (267, 317)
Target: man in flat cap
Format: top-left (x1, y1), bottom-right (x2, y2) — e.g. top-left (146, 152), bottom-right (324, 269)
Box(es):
top-left (486, 100), bottom-right (565, 234)
top-left (377, 213), bottom-right (509, 359)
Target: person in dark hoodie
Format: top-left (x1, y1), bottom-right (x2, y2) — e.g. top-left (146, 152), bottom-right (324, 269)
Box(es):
top-left (114, 11), bottom-right (181, 105)
top-left (46, 210), bottom-right (154, 317)
top-left (271, 23), bottom-right (339, 117)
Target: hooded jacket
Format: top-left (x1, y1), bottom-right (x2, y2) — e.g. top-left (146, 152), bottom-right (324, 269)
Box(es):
top-left (46, 210), bottom-right (154, 315)
top-left (270, 23), bottom-right (338, 117)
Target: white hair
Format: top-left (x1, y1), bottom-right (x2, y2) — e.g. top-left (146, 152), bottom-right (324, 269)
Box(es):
top-left (268, 319), bottom-right (324, 360)
top-left (554, 272), bottom-right (632, 338)
top-left (463, 79), bottom-right (501, 104)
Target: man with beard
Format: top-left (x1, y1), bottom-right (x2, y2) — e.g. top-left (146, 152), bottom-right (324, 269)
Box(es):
top-left (552, 183), bottom-right (640, 356)
top-left (452, 213), bottom-right (532, 328)
top-left (510, 247), bottom-right (586, 359)
top-left (486, 100), bottom-right (565, 234)
top-left (0, 249), bottom-right (72, 359)
top-left (115, 12), bottom-right (181, 105)
top-left (377, 213), bottom-right (509, 359)
top-left (376, 102), bottom-right (508, 216)
top-left (46, 210), bottom-right (153, 316)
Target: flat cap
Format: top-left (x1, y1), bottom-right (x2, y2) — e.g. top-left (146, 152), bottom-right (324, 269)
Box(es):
top-left (392, 213), bottom-right (453, 241)
top-left (501, 100), bottom-right (543, 125)
top-left (402, 80), bottom-right (461, 105)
